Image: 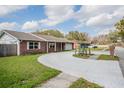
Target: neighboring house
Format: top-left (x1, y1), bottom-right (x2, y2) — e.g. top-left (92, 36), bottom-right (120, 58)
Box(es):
top-left (73, 40), bottom-right (91, 49)
top-left (0, 30), bottom-right (74, 56)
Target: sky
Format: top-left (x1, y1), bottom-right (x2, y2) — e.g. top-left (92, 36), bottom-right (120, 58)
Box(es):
top-left (0, 5), bottom-right (124, 36)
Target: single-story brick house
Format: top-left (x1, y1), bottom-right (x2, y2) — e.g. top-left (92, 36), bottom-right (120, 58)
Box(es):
top-left (0, 30), bottom-right (74, 56)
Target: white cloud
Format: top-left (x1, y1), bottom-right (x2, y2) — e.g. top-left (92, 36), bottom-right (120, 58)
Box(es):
top-left (22, 21), bottom-right (39, 30)
top-left (1, 5), bottom-right (124, 36)
top-left (86, 13), bottom-right (112, 26)
top-left (112, 7), bottom-right (124, 17)
top-left (96, 27), bottom-right (115, 36)
top-left (97, 29), bottom-right (111, 36)
top-left (40, 5), bottom-right (75, 26)
top-left (75, 6), bottom-right (124, 28)
top-left (0, 22), bottom-right (17, 30)
top-left (0, 5), bottom-right (28, 17)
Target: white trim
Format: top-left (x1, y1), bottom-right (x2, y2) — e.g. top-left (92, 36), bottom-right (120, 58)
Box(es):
top-left (27, 41), bottom-right (40, 50)
top-left (38, 42), bottom-right (41, 49)
top-left (61, 42), bottom-right (62, 51)
top-left (47, 41), bottom-right (48, 53)
top-left (27, 42), bottom-right (29, 50)
top-left (17, 40), bottom-right (20, 56)
top-left (2, 30), bottom-right (19, 41)
top-left (29, 33), bottom-right (48, 41)
top-left (55, 42), bottom-right (56, 51)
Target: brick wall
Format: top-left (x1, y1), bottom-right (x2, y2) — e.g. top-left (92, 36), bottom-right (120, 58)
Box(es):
top-left (20, 40), bottom-right (47, 55)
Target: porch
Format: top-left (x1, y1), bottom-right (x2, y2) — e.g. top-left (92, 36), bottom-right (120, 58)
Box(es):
top-left (47, 42), bottom-right (65, 53)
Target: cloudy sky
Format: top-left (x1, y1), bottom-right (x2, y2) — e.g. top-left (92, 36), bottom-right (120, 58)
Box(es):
top-left (0, 5), bottom-right (124, 36)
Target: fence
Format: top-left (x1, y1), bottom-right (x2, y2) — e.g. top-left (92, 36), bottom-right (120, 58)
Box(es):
top-left (0, 44), bottom-right (17, 56)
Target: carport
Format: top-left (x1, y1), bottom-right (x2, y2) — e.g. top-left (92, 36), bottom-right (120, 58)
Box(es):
top-left (0, 30), bottom-right (20, 56)
top-left (0, 44), bottom-right (17, 56)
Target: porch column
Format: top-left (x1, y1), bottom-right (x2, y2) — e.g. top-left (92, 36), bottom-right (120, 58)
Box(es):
top-left (47, 42), bottom-right (48, 53)
top-left (54, 42), bottom-right (56, 52)
top-left (17, 40), bottom-right (20, 56)
top-left (61, 42), bottom-right (62, 51)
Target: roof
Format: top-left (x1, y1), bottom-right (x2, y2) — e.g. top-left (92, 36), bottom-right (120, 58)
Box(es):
top-left (2, 30), bottom-right (44, 41)
top-left (1, 30), bottom-right (73, 43)
top-left (34, 34), bottom-right (73, 43)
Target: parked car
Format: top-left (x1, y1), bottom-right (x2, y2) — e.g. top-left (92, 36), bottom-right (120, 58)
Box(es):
top-left (88, 45), bottom-right (98, 48)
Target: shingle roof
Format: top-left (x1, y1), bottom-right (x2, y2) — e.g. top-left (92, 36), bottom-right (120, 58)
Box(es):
top-left (34, 34), bottom-right (73, 43)
top-left (2, 30), bottom-right (44, 41)
top-left (1, 30), bottom-right (73, 43)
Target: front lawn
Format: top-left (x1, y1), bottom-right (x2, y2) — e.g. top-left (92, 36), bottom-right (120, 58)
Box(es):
top-left (73, 54), bottom-right (93, 59)
top-left (89, 47), bottom-right (105, 51)
top-left (0, 55), bottom-right (60, 88)
top-left (70, 78), bottom-right (103, 88)
top-left (97, 54), bottom-right (119, 61)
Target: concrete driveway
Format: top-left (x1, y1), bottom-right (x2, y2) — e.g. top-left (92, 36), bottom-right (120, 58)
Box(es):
top-left (115, 47), bottom-right (124, 77)
top-left (38, 51), bottom-right (124, 88)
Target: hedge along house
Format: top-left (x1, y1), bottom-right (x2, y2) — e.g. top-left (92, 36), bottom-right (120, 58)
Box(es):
top-left (0, 30), bottom-right (74, 56)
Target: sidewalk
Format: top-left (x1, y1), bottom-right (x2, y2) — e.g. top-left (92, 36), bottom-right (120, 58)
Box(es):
top-left (39, 73), bottom-right (78, 88)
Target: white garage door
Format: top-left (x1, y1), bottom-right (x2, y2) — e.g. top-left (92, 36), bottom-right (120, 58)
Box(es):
top-left (65, 43), bottom-right (72, 50)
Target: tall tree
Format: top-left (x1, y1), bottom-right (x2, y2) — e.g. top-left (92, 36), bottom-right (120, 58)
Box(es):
top-left (115, 17), bottom-right (124, 41)
top-left (92, 35), bottom-right (111, 45)
top-left (108, 31), bottom-right (119, 43)
top-left (65, 31), bottom-right (89, 41)
top-left (33, 29), bottom-right (64, 38)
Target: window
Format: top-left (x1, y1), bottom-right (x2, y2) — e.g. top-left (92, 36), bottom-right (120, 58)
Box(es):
top-left (28, 42), bottom-right (40, 50)
top-left (49, 43), bottom-right (55, 48)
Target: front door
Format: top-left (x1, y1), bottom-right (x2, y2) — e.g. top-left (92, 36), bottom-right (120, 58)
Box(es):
top-left (48, 42), bottom-right (55, 52)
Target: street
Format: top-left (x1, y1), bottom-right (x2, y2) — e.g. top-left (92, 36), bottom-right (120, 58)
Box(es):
top-left (115, 47), bottom-right (124, 76)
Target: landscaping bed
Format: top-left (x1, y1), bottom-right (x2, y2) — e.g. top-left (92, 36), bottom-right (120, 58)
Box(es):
top-left (97, 54), bottom-right (119, 61)
top-left (70, 78), bottom-right (103, 88)
top-left (73, 54), bottom-right (94, 59)
top-left (0, 55), bottom-right (60, 88)
top-left (88, 47), bottom-right (106, 51)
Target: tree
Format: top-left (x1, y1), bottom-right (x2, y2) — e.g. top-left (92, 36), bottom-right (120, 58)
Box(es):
top-left (115, 17), bottom-right (124, 41)
top-left (33, 29), bottom-right (64, 38)
top-left (65, 31), bottom-right (89, 41)
top-left (108, 31), bottom-right (119, 43)
top-left (92, 35), bottom-right (110, 45)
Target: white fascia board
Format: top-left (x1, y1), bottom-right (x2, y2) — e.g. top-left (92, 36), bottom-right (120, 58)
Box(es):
top-left (2, 30), bottom-right (19, 42)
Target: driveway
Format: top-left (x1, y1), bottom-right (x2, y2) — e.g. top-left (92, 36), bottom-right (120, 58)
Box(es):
top-left (115, 47), bottom-right (124, 77)
top-left (38, 51), bottom-right (124, 88)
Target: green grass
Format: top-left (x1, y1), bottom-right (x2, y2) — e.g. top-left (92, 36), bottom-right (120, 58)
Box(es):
top-left (89, 47), bottom-right (105, 51)
top-left (97, 54), bottom-right (119, 61)
top-left (73, 54), bottom-right (93, 59)
top-left (80, 47), bottom-right (106, 51)
top-left (0, 55), bottom-right (60, 88)
top-left (70, 78), bottom-right (103, 88)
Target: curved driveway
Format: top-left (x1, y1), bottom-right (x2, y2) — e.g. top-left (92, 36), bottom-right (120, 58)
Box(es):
top-left (38, 51), bottom-right (124, 88)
